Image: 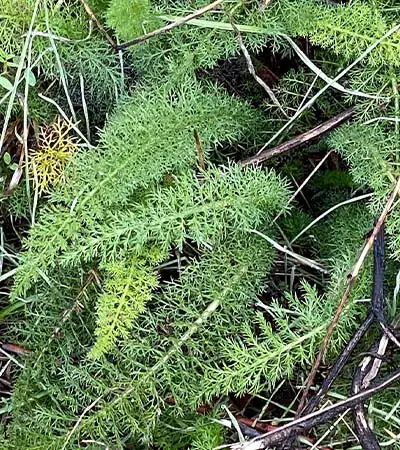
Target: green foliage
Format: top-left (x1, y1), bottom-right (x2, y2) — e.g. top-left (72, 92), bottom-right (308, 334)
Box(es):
top-left (4, 0), bottom-right (400, 448)
top-left (327, 122), bottom-right (400, 263)
top-left (17, 163), bottom-right (289, 357)
top-left (106, 0), bottom-right (154, 40)
top-left (316, 204), bottom-right (373, 261)
top-left (316, 204), bottom-right (374, 331)
top-left (311, 170), bottom-right (354, 192)
top-left (386, 208), bottom-right (400, 260)
top-left (272, 67), bottom-right (342, 124)
top-left (205, 283), bottom-right (329, 396)
top-left (107, 0), bottom-right (283, 81)
top-left (89, 247), bottom-right (165, 359)
top-left (6, 235), bottom-right (278, 448)
top-left (153, 410), bottom-right (225, 450)
top-left (272, 0), bottom-right (400, 126)
top-left (328, 122), bottom-right (395, 199)
top-left (5, 184), bottom-right (376, 449)
top-left (210, 203), bottom-right (375, 399)
top-left (279, 208), bottom-right (313, 244)
top-left (14, 81), bottom-right (271, 297)
top-left (276, 0), bottom-right (400, 67)
top-left (0, 0), bottom-right (120, 120)
top-left (56, 79), bottom-right (264, 208)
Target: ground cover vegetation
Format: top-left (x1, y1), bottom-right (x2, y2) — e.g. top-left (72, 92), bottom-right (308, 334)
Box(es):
top-left (0, 0), bottom-right (400, 449)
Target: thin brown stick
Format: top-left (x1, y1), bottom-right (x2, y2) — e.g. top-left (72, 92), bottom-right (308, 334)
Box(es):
top-left (297, 176), bottom-right (400, 414)
top-left (352, 336), bottom-right (388, 450)
top-left (79, 0), bottom-right (117, 48)
top-left (194, 129), bottom-right (205, 170)
top-left (116, 0), bottom-right (223, 50)
top-left (279, 227), bottom-right (385, 450)
top-left (239, 108), bottom-right (355, 166)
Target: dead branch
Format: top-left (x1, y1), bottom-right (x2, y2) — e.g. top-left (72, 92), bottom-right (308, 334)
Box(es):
top-left (239, 108), bottom-right (355, 166)
top-left (352, 341), bottom-right (385, 450)
top-left (351, 293), bottom-right (400, 450)
top-left (297, 177), bottom-right (400, 414)
top-left (116, 0), bottom-right (223, 50)
top-left (370, 232), bottom-right (400, 347)
top-left (279, 227), bottom-right (387, 450)
top-left (237, 417), bottom-right (332, 450)
top-left (304, 314), bottom-right (375, 415)
top-left (78, 0), bottom-right (117, 48)
top-left (229, 367), bottom-right (400, 450)
top-left (305, 227), bottom-right (385, 414)
top-left (351, 244), bottom-right (400, 450)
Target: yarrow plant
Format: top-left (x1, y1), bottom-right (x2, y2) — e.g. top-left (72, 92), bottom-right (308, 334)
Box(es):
top-left (1, 0), bottom-right (400, 449)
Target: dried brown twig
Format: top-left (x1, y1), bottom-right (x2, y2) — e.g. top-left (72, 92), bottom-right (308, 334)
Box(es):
top-left (194, 130), bottom-right (205, 170)
top-left (352, 319), bottom-right (400, 450)
top-left (78, 0), bottom-right (117, 47)
top-left (240, 108), bottom-right (355, 166)
top-left (350, 228), bottom-right (400, 450)
top-left (236, 417), bottom-right (332, 450)
top-left (352, 338), bottom-right (386, 450)
top-left (116, 0), bottom-right (223, 50)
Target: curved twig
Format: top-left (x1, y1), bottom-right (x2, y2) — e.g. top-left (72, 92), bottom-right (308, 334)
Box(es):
top-left (116, 0), bottom-right (223, 50)
top-left (79, 0), bottom-right (117, 47)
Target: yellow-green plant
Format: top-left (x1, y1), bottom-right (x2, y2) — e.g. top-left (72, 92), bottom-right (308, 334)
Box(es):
top-left (31, 117), bottom-right (79, 194)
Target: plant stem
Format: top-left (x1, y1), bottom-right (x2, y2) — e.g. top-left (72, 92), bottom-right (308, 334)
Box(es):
top-left (116, 0), bottom-right (224, 50)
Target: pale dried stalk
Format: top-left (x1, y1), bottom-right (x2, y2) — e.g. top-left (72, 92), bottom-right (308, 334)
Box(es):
top-left (231, 21), bottom-right (288, 117)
